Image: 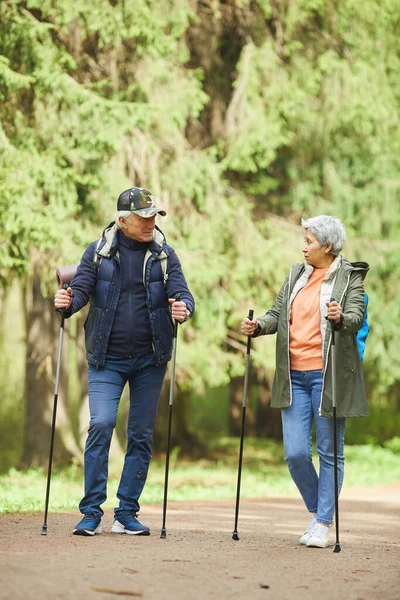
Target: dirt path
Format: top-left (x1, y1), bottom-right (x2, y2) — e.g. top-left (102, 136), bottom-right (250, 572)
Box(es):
top-left (1, 484), bottom-right (399, 600)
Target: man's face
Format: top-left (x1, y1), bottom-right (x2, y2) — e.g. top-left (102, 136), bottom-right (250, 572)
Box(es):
top-left (120, 213), bottom-right (156, 242)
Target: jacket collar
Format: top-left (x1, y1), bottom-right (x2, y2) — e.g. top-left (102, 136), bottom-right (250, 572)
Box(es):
top-left (97, 222), bottom-right (169, 259)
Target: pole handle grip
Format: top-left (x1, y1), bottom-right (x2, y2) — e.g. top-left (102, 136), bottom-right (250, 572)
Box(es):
top-left (329, 297), bottom-right (336, 344)
top-left (172, 293), bottom-right (181, 337)
top-left (56, 264), bottom-right (78, 289)
top-left (246, 309), bottom-right (254, 354)
top-left (325, 298), bottom-right (336, 322)
top-left (56, 284), bottom-right (71, 315)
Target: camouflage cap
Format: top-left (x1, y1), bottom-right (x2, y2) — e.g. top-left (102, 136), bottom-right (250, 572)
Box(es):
top-left (117, 188), bottom-right (166, 218)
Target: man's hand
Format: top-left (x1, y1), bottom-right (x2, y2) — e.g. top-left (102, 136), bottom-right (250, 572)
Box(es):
top-left (326, 299), bottom-right (342, 323)
top-left (54, 287), bottom-right (73, 310)
top-left (169, 298), bottom-right (188, 323)
top-left (241, 317), bottom-right (258, 336)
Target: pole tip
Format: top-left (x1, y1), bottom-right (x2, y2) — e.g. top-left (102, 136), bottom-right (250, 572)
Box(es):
top-left (232, 531), bottom-right (239, 541)
top-left (160, 529), bottom-right (167, 539)
top-left (41, 525), bottom-right (47, 536)
top-left (333, 542), bottom-right (341, 553)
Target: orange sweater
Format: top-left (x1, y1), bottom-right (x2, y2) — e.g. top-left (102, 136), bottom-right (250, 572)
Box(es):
top-left (289, 267), bottom-right (328, 371)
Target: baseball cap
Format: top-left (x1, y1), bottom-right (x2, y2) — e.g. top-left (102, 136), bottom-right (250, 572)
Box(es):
top-left (117, 187), bottom-right (166, 218)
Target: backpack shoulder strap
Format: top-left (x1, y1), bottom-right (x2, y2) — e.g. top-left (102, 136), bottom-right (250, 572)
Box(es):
top-left (143, 249), bottom-right (168, 286)
top-left (93, 238), bottom-right (103, 271)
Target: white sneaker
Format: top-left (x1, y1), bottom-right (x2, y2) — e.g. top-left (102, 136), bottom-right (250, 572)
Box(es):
top-left (299, 517), bottom-right (317, 545)
top-left (306, 522), bottom-right (330, 548)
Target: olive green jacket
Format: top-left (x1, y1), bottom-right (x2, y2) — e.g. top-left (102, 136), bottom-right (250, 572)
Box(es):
top-left (255, 257), bottom-right (369, 418)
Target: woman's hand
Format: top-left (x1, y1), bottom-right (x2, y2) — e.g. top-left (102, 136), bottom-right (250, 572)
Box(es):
top-left (241, 317), bottom-right (258, 336)
top-left (326, 300), bottom-right (342, 323)
top-left (54, 287), bottom-right (73, 310)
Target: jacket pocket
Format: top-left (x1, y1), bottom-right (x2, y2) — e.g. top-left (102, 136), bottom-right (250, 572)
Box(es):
top-left (84, 308), bottom-right (98, 354)
top-left (159, 307), bottom-right (174, 353)
top-left (340, 332), bottom-right (358, 372)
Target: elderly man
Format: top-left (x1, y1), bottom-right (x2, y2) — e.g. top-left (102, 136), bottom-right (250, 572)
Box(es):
top-left (55, 187), bottom-right (194, 537)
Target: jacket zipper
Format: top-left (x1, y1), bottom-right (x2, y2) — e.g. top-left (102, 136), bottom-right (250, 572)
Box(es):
top-left (287, 268), bottom-right (293, 406)
top-left (97, 256), bottom-right (121, 365)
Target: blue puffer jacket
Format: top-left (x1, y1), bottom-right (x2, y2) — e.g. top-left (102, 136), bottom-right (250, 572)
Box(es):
top-left (66, 223), bottom-right (195, 367)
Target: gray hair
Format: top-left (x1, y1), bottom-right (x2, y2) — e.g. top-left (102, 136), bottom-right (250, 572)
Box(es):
top-left (115, 210), bottom-right (132, 230)
top-left (301, 215), bottom-right (346, 255)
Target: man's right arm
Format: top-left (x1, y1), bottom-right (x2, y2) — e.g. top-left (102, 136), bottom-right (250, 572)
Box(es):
top-left (55, 242), bottom-right (98, 317)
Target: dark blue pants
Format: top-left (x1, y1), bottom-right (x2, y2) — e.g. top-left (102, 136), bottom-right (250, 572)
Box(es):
top-left (79, 353), bottom-right (167, 517)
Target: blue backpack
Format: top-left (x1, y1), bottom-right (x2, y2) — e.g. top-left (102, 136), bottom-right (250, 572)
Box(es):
top-left (356, 293), bottom-right (369, 361)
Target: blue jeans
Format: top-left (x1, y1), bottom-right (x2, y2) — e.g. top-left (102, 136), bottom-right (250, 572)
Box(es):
top-left (281, 369), bottom-right (346, 525)
top-left (79, 353), bottom-right (167, 518)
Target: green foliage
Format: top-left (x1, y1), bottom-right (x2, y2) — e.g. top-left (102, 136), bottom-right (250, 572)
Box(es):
top-left (0, 0), bottom-right (399, 462)
top-left (1, 441), bottom-right (398, 513)
top-left (0, 0), bottom-right (204, 285)
top-left (218, 0), bottom-right (400, 404)
top-left (384, 437), bottom-right (400, 454)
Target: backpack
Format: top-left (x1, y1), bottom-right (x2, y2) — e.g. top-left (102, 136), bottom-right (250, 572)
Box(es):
top-left (356, 293), bottom-right (369, 361)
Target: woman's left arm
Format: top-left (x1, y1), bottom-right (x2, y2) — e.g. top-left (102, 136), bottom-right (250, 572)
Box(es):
top-left (339, 273), bottom-right (365, 333)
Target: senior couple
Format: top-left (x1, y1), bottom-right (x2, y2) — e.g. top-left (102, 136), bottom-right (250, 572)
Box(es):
top-left (55, 186), bottom-right (368, 548)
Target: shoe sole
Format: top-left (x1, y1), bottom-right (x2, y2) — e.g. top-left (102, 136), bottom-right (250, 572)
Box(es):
top-left (111, 519), bottom-right (150, 536)
top-left (306, 541), bottom-right (329, 548)
top-left (73, 526), bottom-right (102, 536)
top-left (111, 527), bottom-right (150, 536)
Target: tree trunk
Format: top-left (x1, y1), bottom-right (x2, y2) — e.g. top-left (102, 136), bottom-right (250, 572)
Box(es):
top-left (154, 384), bottom-right (205, 457)
top-left (255, 369), bottom-right (282, 441)
top-left (229, 375), bottom-right (255, 437)
top-left (21, 268), bottom-right (81, 467)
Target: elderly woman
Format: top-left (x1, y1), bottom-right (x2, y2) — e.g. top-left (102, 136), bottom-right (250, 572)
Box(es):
top-left (241, 215), bottom-right (369, 548)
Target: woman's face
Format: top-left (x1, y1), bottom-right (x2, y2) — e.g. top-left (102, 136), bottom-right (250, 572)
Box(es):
top-left (302, 229), bottom-right (333, 268)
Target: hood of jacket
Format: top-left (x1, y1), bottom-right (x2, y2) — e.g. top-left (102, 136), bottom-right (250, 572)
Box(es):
top-left (342, 259), bottom-right (369, 277)
top-left (96, 222), bottom-right (169, 260)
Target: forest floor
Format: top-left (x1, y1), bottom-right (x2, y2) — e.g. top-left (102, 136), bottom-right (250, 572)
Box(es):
top-left (0, 483), bottom-right (399, 600)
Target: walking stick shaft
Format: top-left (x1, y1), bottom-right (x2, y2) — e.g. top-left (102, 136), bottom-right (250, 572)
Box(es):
top-left (232, 309), bottom-right (253, 541)
top-left (333, 405), bottom-right (341, 552)
top-left (160, 318), bottom-right (179, 539)
top-left (160, 396), bottom-right (173, 537)
top-left (42, 312), bottom-right (65, 535)
top-left (233, 405), bottom-right (246, 535)
top-left (330, 307), bottom-right (341, 552)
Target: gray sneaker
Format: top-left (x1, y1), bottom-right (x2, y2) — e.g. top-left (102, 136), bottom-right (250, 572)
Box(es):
top-left (299, 516), bottom-right (317, 545)
top-left (306, 522), bottom-right (330, 548)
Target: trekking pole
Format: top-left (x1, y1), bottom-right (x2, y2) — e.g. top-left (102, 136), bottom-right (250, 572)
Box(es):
top-left (330, 298), bottom-right (341, 553)
top-left (160, 295), bottom-right (181, 539)
top-left (41, 265), bottom-right (76, 536)
top-left (232, 309), bottom-right (254, 541)
top-left (41, 286), bottom-right (68, 536)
